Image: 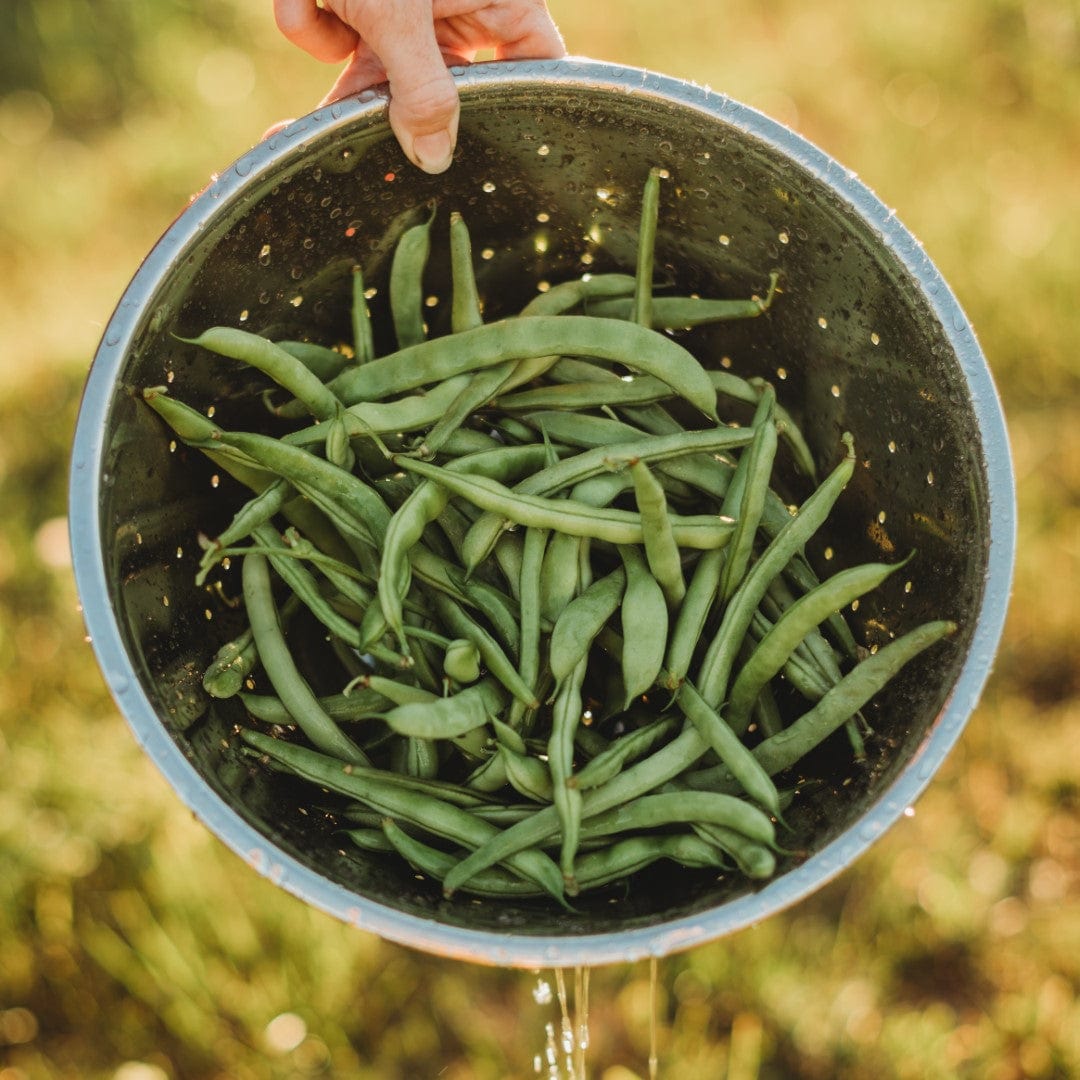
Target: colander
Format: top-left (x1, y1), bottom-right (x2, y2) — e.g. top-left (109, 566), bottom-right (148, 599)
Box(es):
top-left (69, 59), bottom-right (1015, 968)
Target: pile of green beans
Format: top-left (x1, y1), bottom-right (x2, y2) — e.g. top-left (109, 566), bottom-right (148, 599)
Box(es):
top-left (147, 170), bottom-right (955, 907)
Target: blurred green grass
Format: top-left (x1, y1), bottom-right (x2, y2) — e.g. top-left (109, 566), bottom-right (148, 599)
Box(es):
top-left (1, 1), bottom-right (1077, 1077)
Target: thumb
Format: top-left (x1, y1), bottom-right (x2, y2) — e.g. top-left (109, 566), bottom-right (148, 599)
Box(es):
top-left (358, 4), bottom-right (461, 174)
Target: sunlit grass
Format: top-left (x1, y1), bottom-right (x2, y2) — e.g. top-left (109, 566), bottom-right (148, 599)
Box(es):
top-left (2, 0), bottom-right (1077, 1076)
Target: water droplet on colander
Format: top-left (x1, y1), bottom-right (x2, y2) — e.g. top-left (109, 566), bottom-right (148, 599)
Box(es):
top-left (107, 671), bottom-right (130, 696)
top-left (235, 157), bottom-right (252, 177)
top-left (104, 328), bottom-right (121, 347)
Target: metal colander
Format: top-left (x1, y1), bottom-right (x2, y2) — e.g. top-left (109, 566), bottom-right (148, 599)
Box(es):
top-left (69, 59), bottom-right (1015, 967)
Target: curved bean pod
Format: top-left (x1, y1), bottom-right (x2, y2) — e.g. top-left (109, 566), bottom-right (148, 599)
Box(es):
top-left (323, 315), bottom-right (719, 421)
top-left (178, 326), bottom-right (343, 422)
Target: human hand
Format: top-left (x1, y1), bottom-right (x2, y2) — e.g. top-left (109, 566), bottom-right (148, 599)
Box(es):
top-left (273, 0), bottom-right (566, 174)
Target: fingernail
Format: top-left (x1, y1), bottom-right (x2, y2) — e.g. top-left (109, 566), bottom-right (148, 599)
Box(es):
top-left (412, 130), bottom-right (454, 174)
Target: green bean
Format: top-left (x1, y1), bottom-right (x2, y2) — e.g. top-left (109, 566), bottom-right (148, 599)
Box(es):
top-left (751, 679), bottom-right (785, 739)
top-left (538, 528), bottom-right (583, 624)
top-left (241, 554), bottom-right (371, 765)
top-left (717, 386), bottom-right (779, 601)
top-left (378, 443), bottom-right (553, 647)
top-left (577, 791), bottom-right (776, 849)
top-left (393, 455), bottom-right (735, 550)
top-left (240, 684), bottom-right (390, 724)
top-left (204, 427), bottom-right (394, 553)
top-left (633, 166), bottom-right (663, 329)
top-left (164, 187), bottom-right (959, 908)
top-left (178, 326), bottom-right (344, 422)
top-left (549, 655), bottom-right (588, 890)
top-left (685, 620), bottom-right (957, 792)
top-left (569, 715), bottom-right (681, 791)
top-left (344, 828), bottom-right (396, 853)
top-left (351, 673), bottom-right (437, 705)
top-left (242, 729), bottom-right (566, 904)
top-left (490, 531), bottom-right (524, 601)
top-left (764, 573), bottom-right (851, 695)
top-left (661, 547), bottom-right (723, 692)
top-left (379, 819), bottom-right (542, 897)
top-left (629, 457), bottom-right (686, 608)
top-left (143, 388), bottom-right (359, 566)
top-left (285, 374), bottom-right (474, 447)
top-left (390, 735), bottom-right (439, 779)
top-left (742, 375), bottom-right (816, 479)
top-left (379, 481), bottom-right (449, 648)
top-left (458, 575), bottom-right (522, 660)
top-left (618, 544), bottom-right (669, 710)
top-left (492, 716), bottom-right (527, 754)
top-left (323, 315), bottom-right (719, 421)
top-left (548, 567), bottom-right (627, 691)
top-left (203, 626), bottom-right (259, 699)
top-left (389, 205), bottom-right (435, 349)
top-left (675, 679), bottom-right (782, 818)
top-left (323, 413), bottom-right (355, 470)
top-left (282, 528), bottom-right (373, 609)
top-left (760, 543), bottom-right (870, 757)
top-left (381, 678), bottom-right (505, 739)
top-left (500, 744), bottom-right (555, 803)
top-left (492, 375), bottom-right (686, 413)
top-left (507, 526), bottom-right (548, 733)
top-left (276, 339), bottom-right (352, 382)
top-left (726, 558), bottom-right (911, 736)
top-left (692, 822), bottom-right (777, 879)
top-left (696, 433), bottom-right (857, 709)
top-left (443, 637), bottom-right (482, 684)
top-left (584, 272), bottom-right (780, 328)
top-left (449, 210), bottom-right (483, 333)
top-left (414, 362), bottom-right (517, 458)
top-left (384, 821), bottom-right (726, 898)
top-left (351, 264), bottom-right (375, 364)
top-left (518, 273), bottom-right (637, 317)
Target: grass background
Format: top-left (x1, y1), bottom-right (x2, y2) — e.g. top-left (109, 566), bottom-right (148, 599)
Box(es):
top-left (1, 1), bottom-right (1077, 1077)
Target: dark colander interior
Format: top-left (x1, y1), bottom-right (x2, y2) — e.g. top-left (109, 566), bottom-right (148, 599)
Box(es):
top-left (81, 62), bottom-right (1003, 963)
